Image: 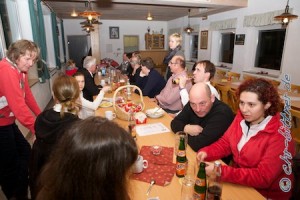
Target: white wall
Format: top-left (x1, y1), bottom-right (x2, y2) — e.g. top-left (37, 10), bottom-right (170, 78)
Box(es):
top-left (63, 19), bottom-right (168, 64)
top-left (168, 0), bottom-right (300, 84)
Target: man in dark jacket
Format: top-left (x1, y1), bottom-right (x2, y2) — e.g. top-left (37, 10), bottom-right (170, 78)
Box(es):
top-left (171, 82), bottom-right (234, 152)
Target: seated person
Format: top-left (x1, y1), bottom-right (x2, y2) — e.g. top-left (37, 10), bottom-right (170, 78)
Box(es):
top-left (77, 56), bottom-right (102, 102)
top-left (154, 55), bottom-right (192, 114)
top-left (36, 117), bottom-right (138, 200)
top-left (65, 59), bottom-right (78, 76)
top-left (117, 52), bottom-right (133, 76)
top-left (30, 75), bottom-right (80, 199)
top-left (171, 82), bottom-right (234, 153)
top-left (179, 60), bottom-right (220, 106)
top-left (129, 53), bottom-right (142, 84)
top-left (73, 72), bottom-right (111, 119)
top-left (197, 78), bottom-right (295, 200)
top-left (135, 57), bottom-right (166, 98)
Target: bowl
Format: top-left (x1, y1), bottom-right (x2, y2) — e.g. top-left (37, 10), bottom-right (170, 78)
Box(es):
top-left (145, 108), bottom-right (164, 118)
top-left (151, 145), bottom-right (163, 155)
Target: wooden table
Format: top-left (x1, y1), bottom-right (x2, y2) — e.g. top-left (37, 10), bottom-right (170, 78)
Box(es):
top-left (95, 93), bottom-right (265, 200)
top-left (212, 76), bottom-right (300, 111)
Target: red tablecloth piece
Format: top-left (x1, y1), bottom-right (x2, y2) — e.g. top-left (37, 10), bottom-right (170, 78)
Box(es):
top-left (131, 146), bottom-right (176, 186)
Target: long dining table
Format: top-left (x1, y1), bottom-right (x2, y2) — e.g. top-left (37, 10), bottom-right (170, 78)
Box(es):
top-left (95, 91), bottom-right (265, 200)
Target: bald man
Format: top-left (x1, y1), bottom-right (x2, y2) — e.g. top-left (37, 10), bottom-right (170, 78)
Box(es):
top-left (171, 82), bottom-right (234, 152)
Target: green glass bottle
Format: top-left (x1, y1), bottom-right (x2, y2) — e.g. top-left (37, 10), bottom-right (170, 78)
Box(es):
top-left (176, 135), bottom-right (187, 177)
top-left (193, 162), bottom-right (207, 200)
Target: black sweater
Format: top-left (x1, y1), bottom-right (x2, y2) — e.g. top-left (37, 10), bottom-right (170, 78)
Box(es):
top-left (171, 99), bottom-right (234, 152)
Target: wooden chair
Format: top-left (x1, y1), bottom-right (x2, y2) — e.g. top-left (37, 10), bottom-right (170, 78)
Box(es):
top-left (242, 74), bottom-right (256, 80)
top-left (227, 71), bottom-right (241, 81)
top-left (216, 69), bottom-right (226, 78)
top-left (291, 109), bottom-right (300, 153)
top-left (215, 84), bottom-right (231, 106)
top-left (228, 88), bottom-right (239, 114)
top-left (291, 84), bottom-right (300, 94)
top-left (270, 79), bottom-right (281, 88)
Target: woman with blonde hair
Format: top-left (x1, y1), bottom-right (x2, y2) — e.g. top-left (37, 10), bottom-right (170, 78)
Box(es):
top-left (30, 74), bottom-right (80, 199)
top-left (163, 33), bottom-right (185, 80)
top-left (36, 117), bottom-right (138, 200)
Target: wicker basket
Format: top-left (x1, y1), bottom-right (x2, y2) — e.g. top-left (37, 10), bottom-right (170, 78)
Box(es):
top-left (113, 85), bottom-right (145, 121)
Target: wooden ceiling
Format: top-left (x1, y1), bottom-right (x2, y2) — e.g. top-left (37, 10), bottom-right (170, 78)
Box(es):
top-left (44, 0), bottom-right (248, 21)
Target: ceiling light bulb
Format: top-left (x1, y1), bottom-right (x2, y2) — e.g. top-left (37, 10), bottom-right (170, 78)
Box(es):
top-left (88, 15), bottom-right (93, 21)
top-left (71, 10), bottom-right (78, 17)
top-left (147, 12), bottom-right (153, 21)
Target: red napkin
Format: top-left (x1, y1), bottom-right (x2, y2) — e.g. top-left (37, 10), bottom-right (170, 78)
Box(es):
top-left (131, 146), bottom-right (176, 186)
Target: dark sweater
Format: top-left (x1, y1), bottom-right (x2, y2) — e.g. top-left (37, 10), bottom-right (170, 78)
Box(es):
top-left (171, 99), bottom-right (234, 152)
top-left (135, 69), bottom-right (166, 98)
top-left (77, 68), bottom-right (101, 102)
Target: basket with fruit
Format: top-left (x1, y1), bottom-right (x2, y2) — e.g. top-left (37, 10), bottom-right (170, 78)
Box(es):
top-left (112, 85), bottom-right (145, 121)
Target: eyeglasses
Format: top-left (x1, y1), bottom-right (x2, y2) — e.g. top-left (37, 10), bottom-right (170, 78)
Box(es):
top-left (168, 61), bottom-right (179, 65)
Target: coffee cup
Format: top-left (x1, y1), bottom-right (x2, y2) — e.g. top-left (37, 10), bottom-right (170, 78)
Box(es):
top-left (132, 155), bottom-right (148, 173)
top-left (100, 79), bottom-right (106, 87)
top-left (105, 110), bottom-right (116, 121)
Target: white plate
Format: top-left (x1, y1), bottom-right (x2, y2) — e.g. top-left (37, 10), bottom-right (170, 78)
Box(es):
top-left (145, 108), bottom-right (164, 118)
top-left (99, 101), bottom-right (113, 108)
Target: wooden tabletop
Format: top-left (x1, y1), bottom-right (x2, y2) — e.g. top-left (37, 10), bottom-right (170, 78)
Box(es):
top-left (95, 92), bottom-right (265, 200)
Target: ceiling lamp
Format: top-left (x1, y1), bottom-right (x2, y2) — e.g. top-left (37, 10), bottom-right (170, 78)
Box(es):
top-left (147, 11), bottom-right (153, 21)
top-left (80, 18), bottom-right (102, 25)
top-left (184, 9), bottom-right (194, 34)
top-left (274, 0), bottom-right (298, 28)
top-left (79, 0), bottom-right (101, 21)
top-left (70, 9), bottom-right (78, 17)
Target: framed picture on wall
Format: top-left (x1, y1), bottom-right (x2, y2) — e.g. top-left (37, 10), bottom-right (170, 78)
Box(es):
top-left (200, 30), bottom-right (208, 49)
top-left (235, 34), bottom-right (245, 45)
top-left (109, 27), bottom-right (119, 39)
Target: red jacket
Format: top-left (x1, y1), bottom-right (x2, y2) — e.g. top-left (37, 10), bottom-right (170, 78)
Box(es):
top-left (199, 111), bottom-right (295, 200)
top-left (0, 58), bottom-right (41, 134)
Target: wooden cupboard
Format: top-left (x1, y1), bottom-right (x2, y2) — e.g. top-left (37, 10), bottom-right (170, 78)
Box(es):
top-left (145, 33), bottom-right (165, 49)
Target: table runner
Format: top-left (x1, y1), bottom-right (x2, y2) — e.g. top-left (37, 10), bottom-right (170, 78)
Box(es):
top-left (131, 146), bottom-right (176, 186)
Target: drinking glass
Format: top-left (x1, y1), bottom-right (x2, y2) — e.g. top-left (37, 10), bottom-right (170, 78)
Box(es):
top-left (180, 175), bottom-right (195, 200)
top-left (175, 131), bottom-right (188, 155)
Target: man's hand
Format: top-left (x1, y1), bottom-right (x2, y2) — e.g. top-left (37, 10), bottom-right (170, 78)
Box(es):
top-left (184, 124), bottom-right (203, 136)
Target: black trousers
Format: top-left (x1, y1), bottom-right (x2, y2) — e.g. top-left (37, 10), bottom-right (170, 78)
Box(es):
top-left (0, 123), bottom-right (31, 200)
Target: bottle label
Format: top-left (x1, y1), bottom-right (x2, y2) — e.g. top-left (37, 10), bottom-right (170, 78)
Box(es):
top-left (176, 162), bottom-right (186, 176)
top-left (177, 150), bottom-right (186, 157)
top-left (193, 192), bottom-right (205, 200)
top-left (195, 178), bottom-right (206, 187)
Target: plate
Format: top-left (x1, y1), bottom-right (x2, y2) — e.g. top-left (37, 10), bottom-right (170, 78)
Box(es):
top-left (145, 108), bottom-right (164, 118)
top-left (99, 101), bottom-right (113, 108)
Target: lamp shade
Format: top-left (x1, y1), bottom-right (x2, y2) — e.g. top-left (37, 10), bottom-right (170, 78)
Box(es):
top-left (184, 9), bottom-right (194, 34)
top-left (274, 0), bottom-right (298, 28)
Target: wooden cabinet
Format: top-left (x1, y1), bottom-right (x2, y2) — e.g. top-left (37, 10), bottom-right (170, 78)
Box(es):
top-left (145, 34), bottom-right (164, 49)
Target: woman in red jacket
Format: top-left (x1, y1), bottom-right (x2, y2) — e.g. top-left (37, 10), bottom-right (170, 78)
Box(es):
top-left (197, 78), bottom-right (295, 200)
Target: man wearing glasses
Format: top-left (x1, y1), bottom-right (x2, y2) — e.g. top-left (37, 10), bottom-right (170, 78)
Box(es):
top-left (153, 55), bottom-right (192, 114)
top-left (171, 82), bottom-right (234, 156)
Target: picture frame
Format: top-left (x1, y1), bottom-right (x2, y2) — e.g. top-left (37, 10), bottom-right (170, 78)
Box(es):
top-left (235, 34), bottom-right (245, 45)
top-left (200, 30), bottom-right (208, 49)
top-left (109, 27), bottom-right (119, 39)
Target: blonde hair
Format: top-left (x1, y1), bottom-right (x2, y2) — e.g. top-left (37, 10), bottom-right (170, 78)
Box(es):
top-left (170, 33), bottom-right (182, 45)
top-left (52, 74), bottom-right (80, 117)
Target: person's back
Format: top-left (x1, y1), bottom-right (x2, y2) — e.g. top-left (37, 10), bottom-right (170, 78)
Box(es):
top-left (36, 117), bottom-right (138, 200)
top-left (30, 75), bottom-right (80, 199)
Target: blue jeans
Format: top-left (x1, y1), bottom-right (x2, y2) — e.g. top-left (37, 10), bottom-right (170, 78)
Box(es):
top-left (0, 123), bottom-right (30, 199)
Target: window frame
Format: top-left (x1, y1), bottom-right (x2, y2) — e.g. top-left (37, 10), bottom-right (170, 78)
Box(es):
top-left (219, 31), bottom-right (235, 64)
top-left (189, 32), bottom-right (199, 62)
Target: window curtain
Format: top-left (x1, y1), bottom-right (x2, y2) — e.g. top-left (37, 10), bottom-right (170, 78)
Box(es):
top-left (28, 0), bottom-right (50, 83)
top-left (210, 18), bottom-right (237, 30)
top-left (243, 9), bottom-right (293, 27)
top-left (60, 19), bottom-right (66, 63)
top-left (51, 12), bottom-right (61, 69)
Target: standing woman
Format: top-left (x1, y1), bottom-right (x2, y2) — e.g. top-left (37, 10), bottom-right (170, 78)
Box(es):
top-left (0, 39), bottom-right (41, 199)
top-left (197, 78), bottom-right (295, 200)
top-left (163, 33), bottom-right (184, 81)
top-left (36, 117), bottom-right (138, 200)
top-left (30, 75), bottom-right (80, 199)
top-left (73, 72), bottom-right (111, 119)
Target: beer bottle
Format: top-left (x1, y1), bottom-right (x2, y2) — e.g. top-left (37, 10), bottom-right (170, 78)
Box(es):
top-left (175, 136), bottom-right (187, 177)
top-left (207, 161), bottom-right (222, 200)
top-left (193, 162), bottom-right (207, 200)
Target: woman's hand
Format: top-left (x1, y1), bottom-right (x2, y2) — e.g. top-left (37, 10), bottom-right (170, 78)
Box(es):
top-left (204, 161), bottom-right (215, 176)
top-left (101, 86), bottom-right (111, 93)
top-left (197, 151), bottom-right (207, 162)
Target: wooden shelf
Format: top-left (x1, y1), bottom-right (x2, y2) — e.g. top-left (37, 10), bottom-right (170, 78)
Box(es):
top-left (145, 33), bottom-right (164, 49)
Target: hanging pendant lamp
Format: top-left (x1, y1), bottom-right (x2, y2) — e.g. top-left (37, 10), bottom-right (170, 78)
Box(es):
top-left (274, 0), bottom-right (298, 28)
top-left (184, 9), bottom-right (194, 34)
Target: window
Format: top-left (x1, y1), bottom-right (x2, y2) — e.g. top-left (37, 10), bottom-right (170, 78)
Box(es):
top-left (190, 33), bottom-right (199, 62)
top-left (255, 29), bottom-right (286, 71)
top-left (219, 32), bottom-right (235, 64)
top-left (123, 35), bottom-right (139, 53)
